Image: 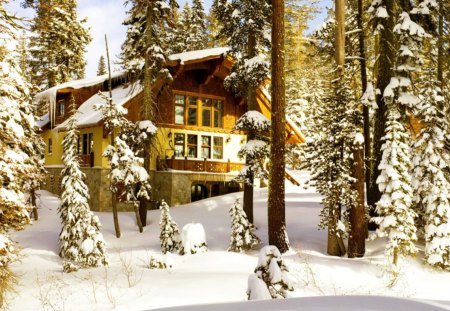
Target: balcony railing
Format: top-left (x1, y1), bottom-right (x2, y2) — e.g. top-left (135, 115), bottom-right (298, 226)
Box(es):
top-left (78, 153), bottom-right (94, 167)
top-left (157, 156), bottom-right (244, 173)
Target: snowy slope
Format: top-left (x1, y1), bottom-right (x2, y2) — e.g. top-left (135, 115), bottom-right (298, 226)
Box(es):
top-left (8, 171), bottom-right (450, 310)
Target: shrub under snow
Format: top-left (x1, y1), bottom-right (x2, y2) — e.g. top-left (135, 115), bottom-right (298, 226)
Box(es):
top-left (181, 223), bottom-right (208, 255)
top-left (247, 246), bottom-right (293, 300)
top-left (228, 199), bottom-right (260, 252)
top-left (159, 200), bottom-right (182, 254)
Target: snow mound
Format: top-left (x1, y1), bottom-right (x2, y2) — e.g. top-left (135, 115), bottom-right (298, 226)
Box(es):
top-left (181, 223), bottom-right (208, 255)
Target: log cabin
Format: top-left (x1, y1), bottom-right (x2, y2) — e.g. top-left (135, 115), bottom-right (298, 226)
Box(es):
top-left (36, 47), bottom-right (305, 211)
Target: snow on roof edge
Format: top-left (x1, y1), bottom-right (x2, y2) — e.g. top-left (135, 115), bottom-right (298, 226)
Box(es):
top-left (168, 47), bottom-right (230, 65)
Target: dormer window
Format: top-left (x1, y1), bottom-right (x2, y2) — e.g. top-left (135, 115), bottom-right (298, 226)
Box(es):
top-left (57, 99), bottom-right (65, 116)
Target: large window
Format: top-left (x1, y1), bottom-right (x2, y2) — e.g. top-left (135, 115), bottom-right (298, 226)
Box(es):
top-left (173, 133), bottom-right (224, 160)
top-left (174, 94), bottom-right (223, 128)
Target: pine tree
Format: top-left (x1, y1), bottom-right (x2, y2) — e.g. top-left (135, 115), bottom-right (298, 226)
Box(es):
top-left (412, 73), bottom-right (450, 270)
top-left (187, 0), bottom-right (207, 50)
top-left (96, 55), bottom-right (106, 76)
top-left (59, 99), bottom-right (108, 270)
top-left (228, 199), bottom-right (260, 252)
top-left (213, 0), bottom-right (271, 223)
top-left (159, 200), bottom-right (182, 254)
top-left (27, 0), bottom-right (91, 91)
top-left (373, 104), bottom-right (417, 267)
top-left (247, 246), bottom-right (293, 299)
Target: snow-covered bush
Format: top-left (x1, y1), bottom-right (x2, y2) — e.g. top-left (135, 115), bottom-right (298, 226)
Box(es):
top-left (0, 233), bottom-right (18, 308)
top-left (181, 223), bottom-right (208, 255)
top-left (247, 274), bottom-right (272, 300)
top-left (159, 200), bottom-right (182, 254)
top-left (228, 199), bottom-right (260, 252)
top-left (247, 246), bottom-right (293, 299)
top-left (149, 255), bottom-right (173, 269)
top-left (59, 108), bottom-right (108, 270)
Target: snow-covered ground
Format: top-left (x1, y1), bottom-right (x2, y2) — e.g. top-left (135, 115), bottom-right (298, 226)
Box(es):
top-left (8, 171), bottom-right (450, 310)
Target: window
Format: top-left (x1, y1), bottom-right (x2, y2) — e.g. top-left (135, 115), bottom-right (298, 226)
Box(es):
top-left (201, 136), bottom-right (211, 159)
top-left (187, 96), bottom-right (198, 126)
top-left (57, 100), bottom-right (65, 116)
top-left (173, 94), bottom-right (224, 128)
top-left (174, 133), bottom-right (185, 157)
top-left (175, 95), bottom-right (185, 125)
top-left (213, 137), bottom-right (223, 159)
top-left (202, 99), bottom-right (212, 127)
top-left (213, 100), bottom-right (223, 128)
top-left (79, 133), bottom-right (94, 154)
top-left (48, 138), bottom-right (53, 154)
top-left (187, 134), bottom-right (197, 158)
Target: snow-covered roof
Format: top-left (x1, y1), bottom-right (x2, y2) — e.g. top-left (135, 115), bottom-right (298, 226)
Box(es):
top-left (168, 47), bottom-right (230, 65)
top-left (36, 113), bottom-right (49, 128)
top-left (54, 83), bottom-right (142, 130)
top-left (34, 70), bottom-right (127, 126)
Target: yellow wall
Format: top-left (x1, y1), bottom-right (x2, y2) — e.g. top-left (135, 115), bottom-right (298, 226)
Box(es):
top-left (42, 125), bottom-right (246, 169)
top-left (42, 126), bottom-right (109, 168)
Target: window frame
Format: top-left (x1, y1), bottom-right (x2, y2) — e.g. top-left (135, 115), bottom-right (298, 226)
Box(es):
top-left (173, 92), bottom-right (224, 129)
top-left (213, 136), bottom-right (224, 160)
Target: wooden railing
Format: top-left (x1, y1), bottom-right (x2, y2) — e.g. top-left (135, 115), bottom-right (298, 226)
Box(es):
top-left (78, 153), bottom-right (94, 167)
top-left (157, 156), bottom-right (244, 173)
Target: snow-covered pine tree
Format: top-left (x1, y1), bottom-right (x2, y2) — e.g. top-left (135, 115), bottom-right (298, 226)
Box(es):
top-left (412, 73), bottom-right (450, 270)
top-left (187, 0), bottom-right (207, 51)
top-left (233, 111), bottom-right (271, 186)
top-left (247, 246), bottom-right (293, 299)
top-left (228, 199), bottom-right (260, 252)
top-left (59, 98), bottom-right (108, 270)
top-left (212, 0), bottom-right (271, 222)
top-left (27, 0), bottom-right (91, 92)
top-left (0, 3), bottom-right (43, 305)
top-left (372, 103), bottom-right (417, 267)
top-left (121, 0), bottom-right (174, 83)
top-left (97, 55), bottom-right (106, 76)
top-left (159, 200), bottom-right (182, 254)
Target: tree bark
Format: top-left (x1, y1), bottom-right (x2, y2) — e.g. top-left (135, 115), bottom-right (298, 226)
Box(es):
top-left (437, 0), bottom-right (443, 86)
top-left (370, 0), bottom-right (395, 230)
top-left (139, 3), bottom-right (155, 228)
top-left (31, 188), bottom-right (38, 221)
top-left (357, 0), bottom-right (371, 214)
top-left (106, 34), bottom-right (121, 238)
top-left (243, 33), bottom-right (257, 224)
top-left (268, 0), bottom-right (289, 254)
top-left (348, 145), bottom-right (366, 257)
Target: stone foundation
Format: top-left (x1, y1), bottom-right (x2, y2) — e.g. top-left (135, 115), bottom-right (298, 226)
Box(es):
top-left (42, 167), bottom-right (242, 211)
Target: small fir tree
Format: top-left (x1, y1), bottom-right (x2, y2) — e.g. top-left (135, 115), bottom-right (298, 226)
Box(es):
top-left (96, 55), bottom-right (106, 76)
top-left (228, 199), bottom-right (260, 252)
top-left (187, 0), bottom-right (207, 50)
top-left (247, 246), bottom-right (293, 299)
top-left (59, 102), bottom-right (108, 270)
top-left (372, 104), bottom-right (417, 267)
top-left (159, 200), bottom-right (182, 254)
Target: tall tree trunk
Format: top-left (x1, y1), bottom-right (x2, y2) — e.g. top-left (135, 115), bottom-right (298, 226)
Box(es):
top-left (31, 188), bottom-right (38, 221)
top-left (268, 0), bottom-right (289, 253)
top-left (437, 0), bottom-right (443, 86)
top-left (369, 0), bottom-right (395, 230)
top-left (357, 0), bottom-right (371, 212)
top-left (243, 33), bottom-right (257, 224)
top-left (106, 35), bottom-right (121, 238)
top-left (139, 3), bottom-right (154, 229)
top-left (327, 0), bottom-right (347, 257)
top-left (348, 0), bottom-right (368, 256)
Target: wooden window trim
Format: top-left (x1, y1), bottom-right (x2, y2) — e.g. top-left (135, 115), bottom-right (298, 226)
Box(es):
top-left (173, 91), bottom-right (225, 129)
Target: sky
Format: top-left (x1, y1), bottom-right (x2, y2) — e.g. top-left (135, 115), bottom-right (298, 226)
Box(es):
top-left (5, 0), bottom-right (332, 79)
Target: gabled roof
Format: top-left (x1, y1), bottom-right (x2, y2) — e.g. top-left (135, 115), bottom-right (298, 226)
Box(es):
top-left (55, 83), bottom-right (142, 130)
